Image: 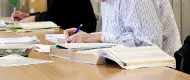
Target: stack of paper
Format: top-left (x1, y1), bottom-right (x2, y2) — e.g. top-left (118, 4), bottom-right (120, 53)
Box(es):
top-left (0, 54), bottom-right (52, 67)
top-left (45, 34), bottom-right (66, 43)
top-left (0, 36), bottom-right (39, 44)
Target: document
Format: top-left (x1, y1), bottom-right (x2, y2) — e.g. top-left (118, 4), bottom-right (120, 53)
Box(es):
top-left (0, 20), bottom-right (15, 27)
top-left (35, 44), bottom-right (52, 53)
top-left (45, 34), bottom-right (66, 43)
top-left (0, 36), bottom-right (39, 44)
top-left (0, 54), bottom-right (52, 67)
top-left (18, 21), bottom-right (59, 29)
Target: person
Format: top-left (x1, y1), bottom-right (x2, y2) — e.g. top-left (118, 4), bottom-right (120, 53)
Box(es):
top-left (11, 0), bottom-right (97, 33)
top-left (64, 0), bottom-right (182, 56)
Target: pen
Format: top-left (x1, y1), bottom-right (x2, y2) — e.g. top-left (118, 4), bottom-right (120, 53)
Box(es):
top-left (72, 24), bottom-right (83, 35)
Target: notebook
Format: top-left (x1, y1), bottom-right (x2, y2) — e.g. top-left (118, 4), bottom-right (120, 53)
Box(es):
top-left (17, 21), bottom-right (59, 29)
top-left (50, 43), bottom-right (175, 69)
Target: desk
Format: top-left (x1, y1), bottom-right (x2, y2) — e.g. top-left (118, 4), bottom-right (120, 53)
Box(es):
top-left (0, 26), bottom-right (189, 80)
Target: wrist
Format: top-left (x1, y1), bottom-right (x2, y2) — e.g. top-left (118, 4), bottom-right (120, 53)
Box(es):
top-left (25, 13), bottom-right (30, 17)
top-left (88, 34), bottom-right (102, 43)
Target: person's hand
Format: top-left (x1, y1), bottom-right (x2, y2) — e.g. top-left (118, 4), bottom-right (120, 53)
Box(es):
top-left (20, 16), bottom-right (35, 22)
top-left (11, 11), bottom-right (30, 21)
top-left (64, 28), bottom-right (102, 43)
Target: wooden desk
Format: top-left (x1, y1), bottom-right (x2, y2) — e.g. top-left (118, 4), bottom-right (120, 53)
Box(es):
top-left (0, 29), bottom-right (189, 80)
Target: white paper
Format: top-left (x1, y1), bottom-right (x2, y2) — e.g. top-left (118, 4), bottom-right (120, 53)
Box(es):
top-left (0, 20), bottom-right (15, 27)
top-left (0, 54), bottom-right (52, 67)
top-left (35, 44), bottom-right (52, 53)
top-left (0, 44), bottom-right (36, 49)
top-left (19, 21), bottom-right (59, 29)
top-left (0, 36), bottom-right (39, 44)
top-left (57, 43), bottom-right (118, 50)
top-left (45, 34), bottom-right (66, 43)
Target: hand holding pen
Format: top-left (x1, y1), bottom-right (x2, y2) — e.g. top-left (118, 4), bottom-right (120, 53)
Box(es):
top-left (63, 24), bottom-right (102, 43)
top-left (64, 24), bottom-right (89, 43)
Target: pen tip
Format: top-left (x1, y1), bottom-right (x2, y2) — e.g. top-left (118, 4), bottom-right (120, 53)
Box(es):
top-left (80, 24), bottom-right (83, 26)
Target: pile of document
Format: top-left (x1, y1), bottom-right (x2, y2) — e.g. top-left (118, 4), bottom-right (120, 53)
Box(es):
top-left (0, 36), bottom-right (40, 57)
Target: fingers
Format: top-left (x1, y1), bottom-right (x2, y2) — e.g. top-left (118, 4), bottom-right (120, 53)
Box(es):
top-left (69, 34), bottom-right (78, 43)
top-left (11, 11), bottom-right (22, 21)
top-left (68, 33), bottom-right (87, 43)
top-left (63, 28), bottom-right (77, 41)
top-left (11, 11), bottom-right (20, 17)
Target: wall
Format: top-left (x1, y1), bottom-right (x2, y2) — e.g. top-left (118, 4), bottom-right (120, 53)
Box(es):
top-left (0, 0), bottom-right (13, 17)
top-left (172, 0), bottom-right (190, 42)
top-left (0, 0), bottom-right (189, 42)
top-left (0, 0), bottom-right (29, 17)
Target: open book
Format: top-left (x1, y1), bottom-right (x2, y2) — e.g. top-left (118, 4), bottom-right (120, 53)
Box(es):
top-left (50, 43), bottom-right (175, 69)
top-left (17, 21), bottom-right (59, 29)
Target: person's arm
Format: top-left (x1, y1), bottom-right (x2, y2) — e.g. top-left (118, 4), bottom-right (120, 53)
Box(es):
top-left (29, 0), bottom-right (56, 22)
top-left (101, 0), bottom-right (163, 47)
top-left (29, 12), bottom-right (41, 16)
top-left (34, 12), bottom-right (49, 21)
top-left (161, 0), bottom-right (182, 56)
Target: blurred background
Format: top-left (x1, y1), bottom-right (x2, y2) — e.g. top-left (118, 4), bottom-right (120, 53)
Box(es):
top-left (0, 0), bottom-right (189, 42)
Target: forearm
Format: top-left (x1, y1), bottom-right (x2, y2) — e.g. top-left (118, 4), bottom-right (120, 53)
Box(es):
top-left (86, 34), bottom-right (102, 43)
top-left (101, 32), bottom-right (136, 47)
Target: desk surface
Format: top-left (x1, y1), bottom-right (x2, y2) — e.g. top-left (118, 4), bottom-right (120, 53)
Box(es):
top-left (0, 23), bottom-right (189, 80)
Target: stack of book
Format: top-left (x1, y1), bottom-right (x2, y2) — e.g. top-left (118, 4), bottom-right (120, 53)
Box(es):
top-left (50, 43), bottom-right (175, 70)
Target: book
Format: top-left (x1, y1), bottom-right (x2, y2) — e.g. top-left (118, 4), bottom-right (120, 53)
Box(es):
top-left (50, 43), bottom-right (175, 69)
top-left (17, 21), bottom-right (59, 29)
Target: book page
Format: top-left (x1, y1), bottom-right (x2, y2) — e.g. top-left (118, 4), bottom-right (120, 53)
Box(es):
top-left (19, 21), bottom-right (59, 29)
top-left (105, 45), bottom-right (175, 66)
top-left (45, 34), bottom-right (66, 43)
top-left (75, 49), bottom-right (101, 56)
top-left (57, 43), bottom-right (118, 50)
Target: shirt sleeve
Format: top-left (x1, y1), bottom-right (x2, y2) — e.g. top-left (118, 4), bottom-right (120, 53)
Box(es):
top-left (161, 0), bottom-right (182, 56)
top-left (34, 11), bottom-right (49, 21)
top-left (101, 0), bottom-right (157, 47)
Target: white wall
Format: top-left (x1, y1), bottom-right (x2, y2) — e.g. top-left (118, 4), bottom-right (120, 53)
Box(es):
top-left (0, 0), bottom-right (13, 17)
top-left (90, 0), bottom-right (101, 19)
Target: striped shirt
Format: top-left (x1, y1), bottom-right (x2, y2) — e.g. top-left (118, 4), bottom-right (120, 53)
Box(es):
top-left (100, 0), bottom-right (182, 56)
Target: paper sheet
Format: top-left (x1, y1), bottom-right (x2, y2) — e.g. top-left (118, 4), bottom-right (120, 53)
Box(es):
top-left (0, 36), bottom-right (39, 44)
top-left (19, 21), bottom-right (59, 29)
top-left (35, 44), bottom-right (52, 53)
top-left (45, 34), bottom-right (66, 43)
top-left (0, 54), bottom-right (52, 67)
top-left (57, 43), bottom-right (118, 50)
top-left (0, 20), bottom-right (15, 27)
